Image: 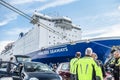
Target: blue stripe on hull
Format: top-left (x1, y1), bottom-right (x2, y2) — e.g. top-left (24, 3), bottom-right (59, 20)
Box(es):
top-left (27, 38), bottom-right (120, 64)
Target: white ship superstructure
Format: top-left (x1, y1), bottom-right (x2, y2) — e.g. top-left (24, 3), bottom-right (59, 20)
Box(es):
top-left (1, 12), bottom-right (82, 56)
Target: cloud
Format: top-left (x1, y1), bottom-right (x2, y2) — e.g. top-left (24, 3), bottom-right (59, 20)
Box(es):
top-left (10, 0), bottom-right (46, 5)
top-left (80, 11), bottom-right (120, 24)
top-left (76, 9), bottom-right (120, 39)
top-left (1, 0), bottom-right (77, 26)
top-left (0, 13), bottom-right (17, 26)
top-left (0, 40), bottom-right (13, 53)
top-left (36, 0), bottom-right (77, 11)
top-left (83, 29), bottom-right (105, 37)
top-left (82, 23), bottom-right (120, 39)
top-left (118, 5), bottom-right (120, 10)
top-left (5, 27), bottom-right (31, 36)
top-left (97, 24), bottom-right (120, 37)
top-left (0, 20), bottom-right (9, 26)
top-left (0, 27), bottom-right (31, 53)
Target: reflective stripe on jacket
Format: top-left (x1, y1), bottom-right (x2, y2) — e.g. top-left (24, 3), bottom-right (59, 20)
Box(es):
top-left (70, 58), bottom-right (79, 74)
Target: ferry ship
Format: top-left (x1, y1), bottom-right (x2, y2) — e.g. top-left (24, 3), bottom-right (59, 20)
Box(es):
top-left (1, 12), bottom-right (120, 64)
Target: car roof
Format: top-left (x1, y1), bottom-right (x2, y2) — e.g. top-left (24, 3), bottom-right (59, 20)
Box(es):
top-left (21, 61), bottom-right (44, 64)
top-left (14, 55), bottom-right (30, 58)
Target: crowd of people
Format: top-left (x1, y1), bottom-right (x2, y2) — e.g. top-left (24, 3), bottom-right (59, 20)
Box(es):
top-left (6, 47), bottom-right (120, 80)
top-left (70, 47), bottom-right (120, 80)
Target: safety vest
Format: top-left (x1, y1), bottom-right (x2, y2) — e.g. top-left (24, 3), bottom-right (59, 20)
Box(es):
top-left (76, 56), bottom-right (103, 80)
top-left (70, 57), bottom-right (79, 74)
top-left (110, 58), bottom-right (120, 66)
top-left (95, 60), bottom-right (103, 80)
top-left (110, 57), bottom-right (120, 74)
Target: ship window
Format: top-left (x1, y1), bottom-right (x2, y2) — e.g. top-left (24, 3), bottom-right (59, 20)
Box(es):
top-left (57, 42), bottom-right (61, 44)
top-left (74, 30), bottom-right (77, 32)
top-left (60, 19), bottom-right (62, 23)
top-left (51, 20), bottom-right (54, 22)
top-left (48, 19), bottom-right (51, 22)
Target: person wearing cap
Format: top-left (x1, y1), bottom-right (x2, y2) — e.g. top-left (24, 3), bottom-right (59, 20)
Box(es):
top-left (109, 50), bottom-right (120, 80)
top-left (70, 52), bottom-right (81, 80)
top-left (76, 48), bottom-right (103, 80)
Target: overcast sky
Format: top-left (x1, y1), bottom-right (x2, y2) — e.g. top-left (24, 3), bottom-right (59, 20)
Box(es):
top-left (0, 0), bottom-right (120, 52)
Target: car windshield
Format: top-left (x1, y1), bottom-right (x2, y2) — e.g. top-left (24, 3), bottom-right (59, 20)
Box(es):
top-left (24, 62), bottom-right (53, 72)
top-left (61, 63), bottom-right (69, 71)
top-left (16, 57), bottom-right (31, 62)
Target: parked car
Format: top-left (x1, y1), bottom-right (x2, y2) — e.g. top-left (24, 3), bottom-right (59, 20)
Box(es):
top-left (56, 62), bottom-right (70, 80)
top-left (0, 61), bottom-right (62, 80)
top-left (0, 77), bottom-right (13, 80)
top-left (104, 72), bottom-right (113, 80)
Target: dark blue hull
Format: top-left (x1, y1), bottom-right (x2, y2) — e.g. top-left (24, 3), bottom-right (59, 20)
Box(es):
top-left (27, 37), bottom-right (120, 64)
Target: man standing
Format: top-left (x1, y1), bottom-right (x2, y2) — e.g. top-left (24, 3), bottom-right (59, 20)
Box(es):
top-left (70, 52), bottom-right (81, 80)
top-left (109, 50), bottom-right (120, 80)
top-left (91, 53), bottom-right (104, 80)
top-left (7, 57), bottom-right (13, 73)
top-left (76, 48), bottom-right (103, 80)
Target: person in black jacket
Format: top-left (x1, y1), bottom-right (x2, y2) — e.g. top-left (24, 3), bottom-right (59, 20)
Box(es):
top-left (91, 53), bottom-right (106, 79)
top-left (109, 50), bottom-right (120, 80)
top-left (7, 57), bottom-right (13, 73)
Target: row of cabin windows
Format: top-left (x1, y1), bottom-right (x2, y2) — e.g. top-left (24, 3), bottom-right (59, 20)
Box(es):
top-left (49, 35), bottom-right (78, 39)
top-left (48, 38), bottom-right (71, 42)
top-left (48, 26), bottom-right (79, 33)
top-left (48, 30), bottom-right (79, 34)
top-left (49, 42), bottom-right (61, 45)
top-left (48, 38), bottom-right (72, 45)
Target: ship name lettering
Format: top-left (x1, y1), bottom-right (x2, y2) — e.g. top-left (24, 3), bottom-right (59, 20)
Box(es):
top-left (50, 47), bottom-right (68, 53)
